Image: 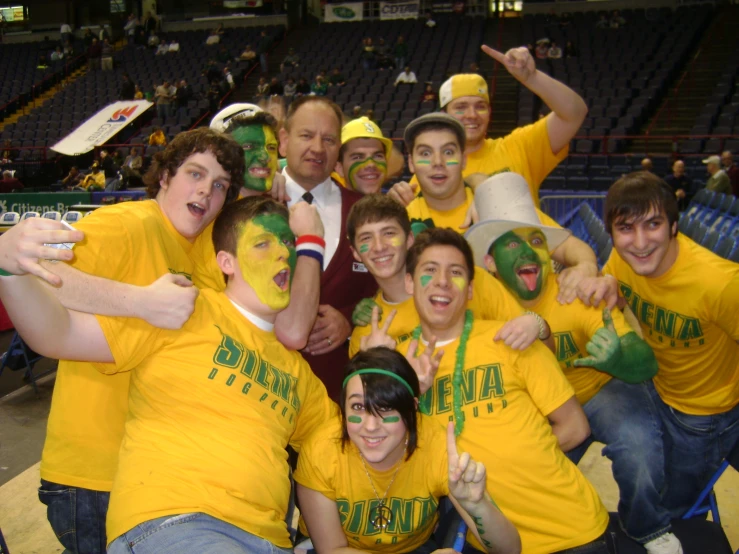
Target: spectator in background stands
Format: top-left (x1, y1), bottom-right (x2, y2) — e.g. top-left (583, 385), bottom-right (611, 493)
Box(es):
top-left (124, 14), bottom-right (138, 44)
top-left (147, 30), bottom-right (160, 48)
top-left (83, 28), bottom-right (94, 48)
top-left (268, 76), bottom-right (283, 96)
top-left (283, 77), bottom-right (297, 100)
top-left (101, 38), bottom-right (113, 71)
top-left (421, 82), bottom-right (437, 104)
top-left (1, 140), bottom-right (13, 162)
top-left (175, 79), bottom-right (191, 116)
top-left (375, 38), bottom-right (394, 71)
top-left (133, 84), bottom-right (143, 99)
top-left (361, 37), bottom-right (376, 71)
top-left (60, 166), bottom-right (82, 189)
top-left (0, 151), bottom-right (12, 166)
top-left (610, 10), bottom-right (626, 28)
top-left (365, 109), bottom-right (378, 127)
top-left (394, 65), bottom-right (417, 87)
top-left (565, 40), bottom-right (579, 58)
top-left (469, 61), bottom-right (486, 81)
top-left (155, 41), bottom-right (169, 55)
top-left (256, 76), bottom-right (269, 98)
top-left (203, 59), bottom-right (221, 84)
top-left (664, 160), bottom-right (694, 211)
top-left (311, 75), bottom-right (328, 96)
top-left (535, 39), bottom-right (550, 59)
top-left (223, 67), bottom-right (235, 90)
top-left (120, 73), bottom-right (135, 101)
top-left (99, 149), bottom-right (118, 189)
top-left (143, 11), bottom-right (159, 34)
top-left (98, 26), bottom-right (110, 42)
top-left (63, 40), bottom-right (74, 57)
top-left (423, 10), bottom-right (436, 28)
top-left (351, 105), bottom-right (362, 119)
top-left (0, 170), bottom-right (23, 193)
top-left (60, 22), bottom-right (72, 44)
top-left (76, 162), bottom-right (105, 191)
top-left (257, 30), bottom-right (271, 73)
top-left (148, 127), bottom-right (167, 147)
top-left (393, 35), bottom-right (408, 70)
top-left (329, 67), bottom-right (346, 87)
top-left (548, 42), bottom-right (563, 59)
top-left (239, 44), bottom-right (256, 64)
top-left (112, 149), bottom-right (124, 169)
top-left (280, 48), bottom-right (300, 73)
top-left (155, 81), bottom-right (175, 120)
top-left (207, 80), bottom-right (222, 113)
top-left (87, 38), bottom-right (101, 71)
top-left (596, 14), bottom-right (609, 29)
top-left (216, 45), bottom-right (231, 64)
top-left (296, 77), bottom-right (310, 96)
top-left (721, 150), bottom-right (739, 197)
top-left (704, 154), bottom-right (731, 194)
top-left (641, 158), bottom-right (653, 173)
top-left (51, 46), bottom-right (64, 62)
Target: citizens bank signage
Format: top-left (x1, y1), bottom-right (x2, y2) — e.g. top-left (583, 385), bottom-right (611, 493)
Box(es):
top-left (379, 1), bottom-right (419, 20)
top-left (324, 2), bottom-right (363, 22)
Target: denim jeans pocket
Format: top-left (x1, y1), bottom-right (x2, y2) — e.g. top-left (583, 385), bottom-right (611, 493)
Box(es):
top-left (38, 480), bottom-right (76, 550)
top-left (127, 513), bottom-right (201, 548)
top-left (668, 408), bottom-right (714, 435)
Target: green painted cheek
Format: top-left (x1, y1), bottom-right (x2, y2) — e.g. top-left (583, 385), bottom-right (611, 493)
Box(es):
top-left (451, 276), bottom-right (466, 291)
top-left (382, 416), bottom-right (400, 423)
top-left (359, 244), bottom-right (369, 253)
top-left (446, 160), bottom-right (460, 166)
top-left (414, 160), bottom-right (431, 165)
top-left (348, 415), bottom-right (363, 424)
top-left (420, 275), bottom-right (432, 288)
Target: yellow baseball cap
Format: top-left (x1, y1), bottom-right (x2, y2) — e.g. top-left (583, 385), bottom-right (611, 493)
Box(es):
top-left (438, 74), bottom-right (489, 108)
top-left (341, 117), bottom-right (392, 157)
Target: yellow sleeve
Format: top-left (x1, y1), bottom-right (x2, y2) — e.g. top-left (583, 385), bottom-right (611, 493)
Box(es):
top-left (500, 119), bottom-right (569, 195)
top-left (69, 209), bottom-right (134, 280)
top-left (424, 418), bottom-right (451, 498)
top-left (472, 268), bottom-right (525, 321)
top-left (94, 313), bottom-right (166, 374)
top-left (349, 326), bottom-right (367, 358)
top-left (516, 341), bottom-right (575, 417)
top-left (710, 272), bottom-right (739, 340)
top-left (289, 363), bottom-right (337, 452)
top-left (293, 428), bottom-right (337, 499)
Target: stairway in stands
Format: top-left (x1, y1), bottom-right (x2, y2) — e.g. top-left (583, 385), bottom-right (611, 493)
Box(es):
top-left (633, 4), bottom-right (739, 153)
top-left (484, 16), bottom-right (522, 138)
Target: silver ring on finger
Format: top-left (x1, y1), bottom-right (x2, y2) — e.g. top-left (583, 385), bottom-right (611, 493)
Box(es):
top-left (327, 338), bottom-right (332, 346)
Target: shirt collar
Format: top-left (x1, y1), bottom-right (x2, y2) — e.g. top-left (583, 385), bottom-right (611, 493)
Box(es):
top-left (229, 299), bottom-right (275, 332)
top-left (283, 168), bottom-right (336, 208)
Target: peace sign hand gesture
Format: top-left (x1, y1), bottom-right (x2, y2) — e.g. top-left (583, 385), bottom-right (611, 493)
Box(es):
top-left (359, 306), bottom-right (397, 351)
top-left (447, 422), bottom-right (486, 508)
top-left (406, 335), bottom-right (444, 396)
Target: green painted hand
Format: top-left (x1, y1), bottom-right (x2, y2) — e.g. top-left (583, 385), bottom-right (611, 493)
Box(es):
top-left (352, 297), bottom-right (381, 327)
top-left (573, 308), bottom-right (622, 373)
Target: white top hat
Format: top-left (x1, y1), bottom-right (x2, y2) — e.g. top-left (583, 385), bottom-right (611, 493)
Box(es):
top-left (209, 103), bottom-right (262, 132)
top-left (464, 172), bottom-right (571, 267)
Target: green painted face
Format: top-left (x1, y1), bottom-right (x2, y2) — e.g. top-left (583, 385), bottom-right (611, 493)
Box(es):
top-left (419, 275), bottom-right (432, 288)
top-left (237, 213), bottom-right (297, 310)
top-left (230, 124), bottom-right (279, 192)
top-left (490, 227), bottom-right (551, 301)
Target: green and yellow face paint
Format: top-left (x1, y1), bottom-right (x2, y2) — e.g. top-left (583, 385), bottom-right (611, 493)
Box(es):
top-left (347, 156), bottom-right (387, 195)
top-left (236, 213), bottom-right (297, 310)
top-left (420, 274), bottom-right (433, 288)
top-left (230, 124), bottom-right (279, 192)
top-left (359, 243), bottom-right (370, 253)
top-left (451, 276), bottom-right (467, 291)
top-left (490, 227), bottom-right (551, 302)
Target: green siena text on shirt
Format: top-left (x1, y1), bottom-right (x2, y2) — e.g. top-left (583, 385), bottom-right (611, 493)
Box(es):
top-left (618, 282), bottom-right (704, 345)
top-left (209, 326), bottom-right (301, 421)
top-left (419, 364), bottom-right (506, 417)
top-left (338, 496), bottom-right (438, 540)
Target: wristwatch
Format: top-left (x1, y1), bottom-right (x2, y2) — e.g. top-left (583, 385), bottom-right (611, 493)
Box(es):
top-left (525, 311), bottom-right (551, 341)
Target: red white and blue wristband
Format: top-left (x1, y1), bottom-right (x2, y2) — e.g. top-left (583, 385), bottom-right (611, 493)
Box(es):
top-left (296, 235), bottom-right (325, 266)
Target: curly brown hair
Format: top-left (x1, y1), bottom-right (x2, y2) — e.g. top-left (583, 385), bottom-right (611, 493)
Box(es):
top-left (143, 127), bottom-right (245, 202)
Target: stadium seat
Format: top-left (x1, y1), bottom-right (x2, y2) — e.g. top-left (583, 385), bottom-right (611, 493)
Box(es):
top-left (42, 211), bottom-right (62, 222)
top-left (0, 212), bottom-right (20, 226)
top-left (62, 211), bottom-right (83, 224)
top-left (21, 211), bottom-right (39, 220)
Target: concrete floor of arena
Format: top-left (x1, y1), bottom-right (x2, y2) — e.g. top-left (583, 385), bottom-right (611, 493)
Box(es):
top-left (0, 339), bottom-right (736, 553)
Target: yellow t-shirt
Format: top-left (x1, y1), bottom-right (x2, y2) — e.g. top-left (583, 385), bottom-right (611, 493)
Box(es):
top-left (409, 118), bottom-right (568, 203)
top-left (190, 220), bottom-right (225, 291)
top-left (399, 320), bottom-right (609, 554)
top-left (41, 200), bottom-right (194, 491)
top-left (603, 233), bottom-right (739, 415)
top-left (406, 187), bottom-right (562, 240)
top-left (294, 415), bottom-right (449, 552)
top-left (349, 267), bottom-right (524, 357)
top-left (79, 171), bottom-right (105, 190)
top-left (527, 273), bottom-right (635, 405)
top-left (96, 289), bottom-right (334, 547)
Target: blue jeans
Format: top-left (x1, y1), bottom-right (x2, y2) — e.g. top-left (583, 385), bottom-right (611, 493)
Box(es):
top-left (108, 513), bottom-right (293, 554)
top-left (37, 479), bottom-right (109, 554)
top-left (647, 381), bottom-right (739, 518)
top-left (260, 53), bottom-right (268, 73)
top-left (553, 533), bottom-right (609, 554)
top-left (567, 379), bottom-right (670, 543)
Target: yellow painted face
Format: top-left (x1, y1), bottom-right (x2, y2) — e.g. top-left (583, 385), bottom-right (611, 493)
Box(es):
top-left (236, 214), bottom-right (296, 310)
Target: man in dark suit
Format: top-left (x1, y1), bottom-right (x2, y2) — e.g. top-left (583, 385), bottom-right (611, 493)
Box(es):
top-left (279, 96), bottom-right (377, 399)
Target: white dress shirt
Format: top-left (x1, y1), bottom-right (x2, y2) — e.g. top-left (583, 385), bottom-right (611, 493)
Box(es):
top-left (284, 169), bottom-right (342, 270)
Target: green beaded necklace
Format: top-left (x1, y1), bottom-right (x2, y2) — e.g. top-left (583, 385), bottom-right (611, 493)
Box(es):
top-left (412, 309), bottom-right (473, 436)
